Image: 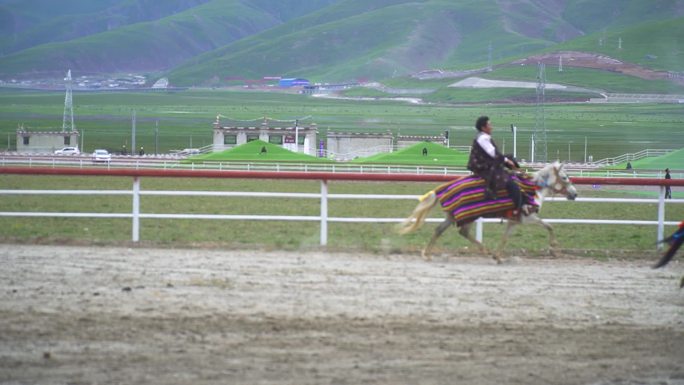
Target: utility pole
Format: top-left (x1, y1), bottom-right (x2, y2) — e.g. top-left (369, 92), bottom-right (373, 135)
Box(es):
top-left (294, 119), bottom-right (299, 153)
top-left (131, 109), bottom-right (136, 153)
top-left (530, 134), bottom-right (535, 163)
top-left (558, 56), bottom-right (563, 72)
top-left (534, 62), bottom-right (548, 163)
top-left (584, 136), bottom-right (587, 163)
top-left (155, 120), bottom-right (159, 155)
top-left (511, 124), bottom-right (517, 158)
top-left (487, 41), bottom-right (493, 72)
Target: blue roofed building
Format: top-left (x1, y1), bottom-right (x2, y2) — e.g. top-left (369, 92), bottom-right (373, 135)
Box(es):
top-left (279, 78), bottom-right (310, 88)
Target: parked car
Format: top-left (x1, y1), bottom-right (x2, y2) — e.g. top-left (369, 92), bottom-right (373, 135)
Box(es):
top-left (54, 146), bottom-right (80, 155)
top-left (92, 149), bottom-right (112, 163)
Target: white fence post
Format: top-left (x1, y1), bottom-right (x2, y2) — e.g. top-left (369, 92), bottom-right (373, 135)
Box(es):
top-left (475, 218), bottom-right (483, 242)
top-left (320, 180), bottom-right (328, 246)
top-left (657, 186), bottom-right (665, 250)
top-left (132, 177), bottom-right (140, 242)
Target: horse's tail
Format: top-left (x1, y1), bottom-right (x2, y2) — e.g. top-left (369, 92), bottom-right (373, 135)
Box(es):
top-left (397, 190), bottom-right (438, 235)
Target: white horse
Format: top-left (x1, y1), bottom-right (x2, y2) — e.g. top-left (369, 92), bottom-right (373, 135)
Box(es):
top-left (398, 162), bottom-right (577, 263)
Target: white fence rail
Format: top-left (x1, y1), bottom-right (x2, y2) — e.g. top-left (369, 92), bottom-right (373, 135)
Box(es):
top-left (2, 155), bottom-right (682, 179)
top-left (0, 180), bottom-right (681, 246)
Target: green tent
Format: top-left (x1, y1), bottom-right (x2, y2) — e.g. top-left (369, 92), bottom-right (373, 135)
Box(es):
top-left (185, 140), bottom-right (332, 163)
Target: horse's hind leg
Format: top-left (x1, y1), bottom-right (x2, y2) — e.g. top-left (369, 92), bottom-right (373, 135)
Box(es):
top-left (458, 222), bottom-right (497, 263)
top-left (422, 217), bottom-right (453, 261)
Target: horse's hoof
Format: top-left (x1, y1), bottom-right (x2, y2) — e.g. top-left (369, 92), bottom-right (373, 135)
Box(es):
top-left (501, 256), bottom-right (521, 265)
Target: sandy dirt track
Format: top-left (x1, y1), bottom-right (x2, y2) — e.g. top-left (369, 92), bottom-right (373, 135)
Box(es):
top-left (1, 244), bottom-right (683, 385)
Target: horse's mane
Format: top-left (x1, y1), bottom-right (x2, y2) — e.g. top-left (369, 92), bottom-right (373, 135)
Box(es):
top-left (532, 161), bottom-right (561, 185)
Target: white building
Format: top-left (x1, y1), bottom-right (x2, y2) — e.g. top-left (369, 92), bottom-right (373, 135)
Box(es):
top-left (212, 117), bottom-right (318, 155)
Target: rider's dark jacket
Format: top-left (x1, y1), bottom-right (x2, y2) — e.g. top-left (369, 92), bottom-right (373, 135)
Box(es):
top-left (467, 131), bottom-right (509, 190)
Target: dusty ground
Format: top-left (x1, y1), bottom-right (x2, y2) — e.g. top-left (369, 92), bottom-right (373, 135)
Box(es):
top-left (1, 244), bottom-right (683, 385)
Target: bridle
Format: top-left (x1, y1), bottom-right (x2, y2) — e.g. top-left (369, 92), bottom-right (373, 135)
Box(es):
top-left (537, 165), bottom-right (572, 196)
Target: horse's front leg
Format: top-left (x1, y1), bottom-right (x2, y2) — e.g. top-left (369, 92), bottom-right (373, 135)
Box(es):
top-left (422, 216), bottom-right (453, 261)
top-left (524, 214), bottom-right (559, 256)
top-left (458, 221), bottom-right (497, 263)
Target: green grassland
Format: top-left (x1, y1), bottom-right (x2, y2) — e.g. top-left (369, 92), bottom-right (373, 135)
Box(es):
top-left (1, 88), bottom-right (683, 163)
top-left (0, 174), bottom-right (682, 257)
top-left (481, 65), bottom-right (684, 94)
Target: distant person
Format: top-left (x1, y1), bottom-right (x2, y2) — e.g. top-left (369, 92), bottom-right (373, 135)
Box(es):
top-left (122, 145), bottom-right (127, 155)
top-left (139, 146), bottom-right (144, 156)
top-left (665, 168), bottom-right (672, 199)
top-left (260, 146), bottom-right (267, 155)
top-left (422, 147), bottom-right (428, 156)
top-left (625, 161), bottom-right (632, 170)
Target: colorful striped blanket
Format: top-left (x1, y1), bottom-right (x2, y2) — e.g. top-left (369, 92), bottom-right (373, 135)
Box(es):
top-left (434, 174), bottom-right (538, 226)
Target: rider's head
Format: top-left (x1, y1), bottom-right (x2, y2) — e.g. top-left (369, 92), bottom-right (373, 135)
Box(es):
top-left (476, 116), bottom-right (490, 133)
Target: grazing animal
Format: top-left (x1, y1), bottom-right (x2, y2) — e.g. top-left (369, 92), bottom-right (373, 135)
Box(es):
top-left (653, 221), bottom-right (684, 288)
top-left (398, 162), bottom-right (577, 263)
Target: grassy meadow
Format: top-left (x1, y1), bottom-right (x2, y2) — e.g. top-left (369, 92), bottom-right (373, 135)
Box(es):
top-left (1, 174), bottom-right (682, 257)
top-left (1, 88), bottom-right (683, 164)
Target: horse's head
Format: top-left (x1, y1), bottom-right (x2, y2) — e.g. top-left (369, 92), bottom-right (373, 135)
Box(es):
top-left (535, 161), bottom-right (577, 200)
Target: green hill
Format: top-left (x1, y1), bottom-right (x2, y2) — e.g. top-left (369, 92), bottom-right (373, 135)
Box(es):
top-left (351, 141), bottom-right (469, 166)
top-left (0, 0), bottom-right (207, 56)
top-left (615, 148), bottom-right (684, 170)
top-left (186, 140), bottom-right (333, 163)
top-left (0, 0), bottom-right (338, 77)
top-left (168, 0), bottom-right (684, 85)
top-left (168, 0), bottom-right (556, 84)
top-left (551, 16), bottom-right (684, 73)
top-left (2, 0), bottom-right (684, 89)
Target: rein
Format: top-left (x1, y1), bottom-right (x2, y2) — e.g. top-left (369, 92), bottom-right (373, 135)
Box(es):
top-left (535, 165), bottom-right (568, 196)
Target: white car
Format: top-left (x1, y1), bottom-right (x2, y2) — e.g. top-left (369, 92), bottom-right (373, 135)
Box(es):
top-left (92, 149), bottom-right (112, 162)
top-left (54, 146), bottom-right (80, 155)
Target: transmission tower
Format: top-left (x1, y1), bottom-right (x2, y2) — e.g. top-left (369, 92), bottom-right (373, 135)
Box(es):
top-left (62, 69), bottom-right (75, 132)
top-left (534, 62), bottom-right (548, 163)
top-left (487, 41), bottom-right (493, 71)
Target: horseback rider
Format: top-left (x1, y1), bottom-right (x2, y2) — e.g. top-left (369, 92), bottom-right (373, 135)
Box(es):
top-left (467, 116), bottom-right (530, 215)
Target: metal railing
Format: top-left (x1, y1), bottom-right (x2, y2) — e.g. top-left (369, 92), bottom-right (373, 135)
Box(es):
top-left (1, 167), bottom-right (682, 247)
top-left (2, 155), bottom-right (681, 179)
top-left (591, 148), bottom-right (675, 167)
